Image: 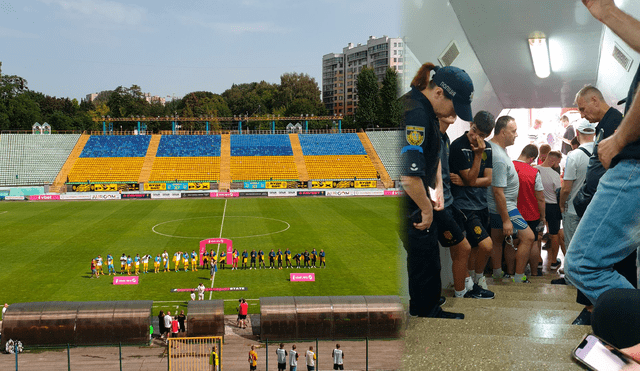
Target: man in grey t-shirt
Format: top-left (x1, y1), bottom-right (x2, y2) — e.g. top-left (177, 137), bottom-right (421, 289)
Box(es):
top-left (488, 116), bottom-right (535, 283)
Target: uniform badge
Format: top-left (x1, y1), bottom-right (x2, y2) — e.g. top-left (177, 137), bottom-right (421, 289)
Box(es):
top-left (444, 231), bottom-right (453, 240)
top-left (406, 126), bottom-right (425, 146)
top-left (474, 226), bottom-right (482, 235)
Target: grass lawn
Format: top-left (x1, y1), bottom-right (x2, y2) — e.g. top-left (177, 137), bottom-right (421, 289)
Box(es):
top-left (0, 197), bottom-right (401, 315)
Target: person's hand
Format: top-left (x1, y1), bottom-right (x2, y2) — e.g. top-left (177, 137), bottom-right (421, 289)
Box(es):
top-left (503, 219), bottom-right (513, 238)
top-left (470, 135), bottom-right (486, 157)
top-left (598, 134), bottom-right (625, 169)
top-left (450, 173), bottom-right (464, 186)
top-left (413, 209), bottom-right (433, 231)
top-left (622, 343), bottom-right (640, 363)
top-left (582, 0), bottom-right (618, 22)
top-left (433, 189), bottom-right (444, 211)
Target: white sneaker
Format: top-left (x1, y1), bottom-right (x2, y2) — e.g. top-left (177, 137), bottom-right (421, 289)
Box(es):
top-left (477, 276), bottom-right (489, 290)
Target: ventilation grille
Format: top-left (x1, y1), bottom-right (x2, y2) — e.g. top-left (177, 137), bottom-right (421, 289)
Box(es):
top-left (613, 43), bottom-right (633, 72)
top-left (439, 40), bottom-right (460, 67)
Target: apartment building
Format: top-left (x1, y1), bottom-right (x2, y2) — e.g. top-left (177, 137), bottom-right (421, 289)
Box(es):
top-left (322, 35), bottom-right (407, 116)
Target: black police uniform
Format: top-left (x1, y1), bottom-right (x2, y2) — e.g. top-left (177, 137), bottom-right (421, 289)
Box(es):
top-left (399, 86), bottom-right (443, 317)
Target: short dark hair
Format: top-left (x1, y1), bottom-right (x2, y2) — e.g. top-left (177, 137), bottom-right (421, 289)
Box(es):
top-left (520, 144), bottom-right (539, 159)
top-left (571, 136), bottom-right (580, 146)
top-left (495, 115), bottom-right (514, 135)
top-left (548, 151), bottom-right (562, 159)
top-left (473, 111), bottom-right (495, 135)
top-left (539, 144), bottom-right (551, 155)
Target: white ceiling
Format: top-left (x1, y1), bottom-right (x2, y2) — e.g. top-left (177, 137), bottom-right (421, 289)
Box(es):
top-left (402, 0), bottom-right (640, 115)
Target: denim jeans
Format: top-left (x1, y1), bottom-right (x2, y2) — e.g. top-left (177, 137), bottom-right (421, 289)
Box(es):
top-left (565, 159), bottom-right (640, 304)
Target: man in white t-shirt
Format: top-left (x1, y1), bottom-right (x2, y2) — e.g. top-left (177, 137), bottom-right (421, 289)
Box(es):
top-left (332, 344), bottom-right (344, 370)
top-left (2, 303), bottom-right (8, 319)
top-left (197, 283), bottom-right (206, 301)
top-left (163, 311), bottom-right (172, 341)
top-left (535, 151), bottom-right (564, 270)
top-left (559, 118), bottom-right (595, 246)
top-left (306, 346), bottom-right (316, 371)
top-left (290, 345), bottom-right (299, 371)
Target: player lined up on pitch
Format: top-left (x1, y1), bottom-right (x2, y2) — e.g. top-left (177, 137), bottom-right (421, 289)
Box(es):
top-left (89, 248), bottom-right (327, 276)
top-left (213, 248), bottom-right (327, 270)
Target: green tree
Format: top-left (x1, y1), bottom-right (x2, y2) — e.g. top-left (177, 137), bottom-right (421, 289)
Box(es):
top-left (355, 66), bottom-right (379, 128)
top-left (378, 68), bottom-right (403, 127)
top-left (276, 73), bottom-right (326, 116)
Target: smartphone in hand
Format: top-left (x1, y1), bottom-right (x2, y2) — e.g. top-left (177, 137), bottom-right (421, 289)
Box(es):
top-left (573, 334), bottom-right (640, 371)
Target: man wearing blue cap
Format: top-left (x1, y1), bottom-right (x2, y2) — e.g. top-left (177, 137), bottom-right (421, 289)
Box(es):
top-left (400, 62), bottom-right (473, 318)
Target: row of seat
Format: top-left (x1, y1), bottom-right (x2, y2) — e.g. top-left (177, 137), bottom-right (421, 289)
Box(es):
top-left (68, 158), bottom-right (144, 183)
top-left (149, 157), bottom-right (221, 182)
top-left (230, 134), bottom-right (293, 156)
top-left (156, 135), bottom-right (221, 157)
top-left (0, 134), bottom-right (80, 185)
top-left (230, 156), bottom-right (298, 181)
top-left (298, 133), bottom-right (367, 156)
top-left (304, 155), bottom-right (378, 180)
top-left (366, 131), bottom-right (404, 180)
top-left (80, 136), bottom-right (151, 158)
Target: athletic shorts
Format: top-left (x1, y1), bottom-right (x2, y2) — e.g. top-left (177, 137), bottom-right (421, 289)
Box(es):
top-left (527, 219), bottom-right (540, 241)
top-left (433, 205), bottom-right (465, 247)
top-left (333, 365), bottom-right (344, 370)
top-left (108, 264), bottom-right (114, 270)
top-left (545, 203), bottom-right (562, 235)
top-left (459, 208), bottom-right (491, 248)
top-left (490, 209), bottom-right (529, 231)
top-left (239, 314), bottom-right (246, 320)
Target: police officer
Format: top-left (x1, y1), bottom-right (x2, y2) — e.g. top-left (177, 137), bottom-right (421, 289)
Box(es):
top-left (400, 62), bottom-right (474, 318)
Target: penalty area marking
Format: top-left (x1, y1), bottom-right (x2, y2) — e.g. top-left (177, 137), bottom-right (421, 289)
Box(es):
top-left (151, 215), bottom-right (291, 239)
top-left (0, 211), bottom-right (7, 215)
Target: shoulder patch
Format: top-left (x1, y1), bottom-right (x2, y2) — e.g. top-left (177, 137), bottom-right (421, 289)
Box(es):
top-left (406, 126), bottom-right (425, 146)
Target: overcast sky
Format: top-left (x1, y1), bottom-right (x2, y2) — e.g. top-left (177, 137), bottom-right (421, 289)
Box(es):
top-left (0, 0), bottom-right (401, 101)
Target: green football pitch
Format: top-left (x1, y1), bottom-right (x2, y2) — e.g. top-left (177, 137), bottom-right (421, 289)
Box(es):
top-left (0, 197), bottom-right (401, 315)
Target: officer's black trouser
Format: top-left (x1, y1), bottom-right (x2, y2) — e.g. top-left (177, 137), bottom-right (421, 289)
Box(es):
top-left (401, 222), bottom-right (442, 317)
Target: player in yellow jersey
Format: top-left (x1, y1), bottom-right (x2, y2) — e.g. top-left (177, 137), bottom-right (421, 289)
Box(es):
top-left (183, 252), bottom-right (189, 272)
top-left (154, 254), bottom-right (161, 273)
top-left (191, 250), bottom-right (198, 272)
top-left (174, 251), bottom-right (181, 272)
top-left (142, 254), bottom-right (150, 273)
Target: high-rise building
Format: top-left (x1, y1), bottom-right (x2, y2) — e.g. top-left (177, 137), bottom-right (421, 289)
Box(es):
top-left (322, 35), bottom-right (409, 116)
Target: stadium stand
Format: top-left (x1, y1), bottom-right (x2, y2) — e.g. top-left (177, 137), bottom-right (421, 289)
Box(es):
top-left (148, 135), bottom-right (221, 182)
top-left (67, 135), bottom-right (150, 183)
top-left (230, 135), bottom-right (298, 181)
top-left (365, 131), bottom-right (403, 181)
top-left (149, 157), bottom-right (221, 182)
top-left (298, 133), bottom-right (377, 180)
top-left (0, 134), bottom-right (80, 186)
top-left (79, 135), bottom-right (151, 158)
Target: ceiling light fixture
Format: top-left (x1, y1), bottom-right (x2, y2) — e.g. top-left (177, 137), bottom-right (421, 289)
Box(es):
top-left (529, 37), bottom-right (551, 78)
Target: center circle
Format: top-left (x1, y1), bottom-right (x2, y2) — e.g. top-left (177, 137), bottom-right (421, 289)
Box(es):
top-left (152, 216), bottom-right (290, 239)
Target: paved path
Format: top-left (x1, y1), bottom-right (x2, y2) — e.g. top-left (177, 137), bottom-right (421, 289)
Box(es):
top-left (0, 315), bottom-right (402, 370)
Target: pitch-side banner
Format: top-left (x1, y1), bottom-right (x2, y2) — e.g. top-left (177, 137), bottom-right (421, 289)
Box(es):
top-left (326, 190), bottom-right (354, 197)
top-left (311, 181), bottom-right (334, 189)
top-left (90, 194), bottom-right (122, 200)
top-left (355, 180), bottom-right (376, 188)
top-left (244, 181), bottom-right (266, 189)
top-left (384, 190), bottom-right (403, 196)
top-left (29, 195), bottom-right (61, 201)
top-left (61, 194), bottom-right (92, 200)
top-left (268, 190), bottom-right (297, 197)
top-left (188, 182), bottom-right (210, 190)
top-left (266, 181), bottom-right (287, 189)
top-left (354, 190), bottom-right (385, 196)
top-left (166, 183), bottom-right (188, 191)
top-left (144, 183), bottom-right (167, 191)
top-left (151, 192), bottom-right (181, 199)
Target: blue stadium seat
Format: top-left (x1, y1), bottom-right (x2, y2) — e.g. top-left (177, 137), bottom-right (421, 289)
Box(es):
top-left (230, 134), bottom-right (293, 156)
top-left (80, 135), bottom-right (151, 158)
top-left (298, 134), bottom-right (366, 156)
top-left (156, 135), bottom-right (221, 157)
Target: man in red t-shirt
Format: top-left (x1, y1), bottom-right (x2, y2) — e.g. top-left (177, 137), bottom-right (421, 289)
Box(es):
top-left (513, 144), bottom-right (545, 276)
top-left (238, 298), bottom-right (249, 329)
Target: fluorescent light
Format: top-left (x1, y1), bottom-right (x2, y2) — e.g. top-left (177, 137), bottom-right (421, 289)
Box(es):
top-left (529, 38), bottom-right (551, 78)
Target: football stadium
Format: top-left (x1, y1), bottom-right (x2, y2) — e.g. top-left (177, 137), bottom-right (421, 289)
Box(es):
top-left (0, 128), bottom-right (405, 370)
